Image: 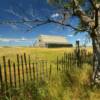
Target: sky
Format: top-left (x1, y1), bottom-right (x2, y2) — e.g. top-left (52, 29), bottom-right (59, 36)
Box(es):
top-left (0, 0), bottom-right (91, 46)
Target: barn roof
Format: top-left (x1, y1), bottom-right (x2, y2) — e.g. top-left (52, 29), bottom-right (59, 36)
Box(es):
top-left (39, 35), bottom-right (68, 44)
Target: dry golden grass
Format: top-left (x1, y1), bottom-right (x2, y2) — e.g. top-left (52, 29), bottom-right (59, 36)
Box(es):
top-left (1, 47), bottom-right (97, 100)
top-left (2, 64), bottom-right (100, 100)
top-left (0, 47), bottom-right (92, 57)
top-left (0, 47), bottom-right (92, 66)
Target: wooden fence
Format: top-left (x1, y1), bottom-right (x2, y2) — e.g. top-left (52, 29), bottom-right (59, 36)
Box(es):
top-left (0, 52), bottom-right (93, 93)
top-left (56, 51), bottom-right (93, 73)
top-left (0, 53), bottom-right (52, 92)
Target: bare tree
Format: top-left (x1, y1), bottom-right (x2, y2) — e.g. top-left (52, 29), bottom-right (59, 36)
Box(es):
top-left (48, 0), bottom-right (100, 85)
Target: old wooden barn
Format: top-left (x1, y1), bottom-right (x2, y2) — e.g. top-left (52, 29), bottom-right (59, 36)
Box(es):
top-left (34, 35), bottom-right (73, 48)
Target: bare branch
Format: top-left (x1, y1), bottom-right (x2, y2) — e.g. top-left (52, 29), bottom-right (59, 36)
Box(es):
top-left (26, 20), bottom-right (51, 32)
top-left (89, 0), bottom-right (97, 9)
top-left (0, 17), bottom-right (87, 32)
top-left (72, 0), bottom-right (95, 28)
top-left (26, 19), bottom-right (88, 32)
top-left (0, 19), bottom-right (45, 24)
top-left (48, 19), bottom-right (87, 31)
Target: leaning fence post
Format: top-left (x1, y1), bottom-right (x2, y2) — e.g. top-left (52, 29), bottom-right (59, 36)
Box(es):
top-left (13, 63), bottom-right (17, 88)
top-left (28, 55), bottom-right (32, 81)
top-left (21, 55), bottom-right (25, 85)
top-left (8, 59), bottom-right (12, 88)
top-left (0, 64), bottom-right (3, 91)
top-left (24, 53), bottom-right (28, 81)
top-left (3, 56), bottom-right (8, 90)
top-left (17, 54), bottom-right (21, 87)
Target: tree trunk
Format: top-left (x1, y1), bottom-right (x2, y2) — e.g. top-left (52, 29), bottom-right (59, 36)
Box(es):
top-left (92, 36), bottom-right (100, 83)
top-left (92, 30), bottom-right (100, 84)
top-left (72, 0), bottom-right (100, 85)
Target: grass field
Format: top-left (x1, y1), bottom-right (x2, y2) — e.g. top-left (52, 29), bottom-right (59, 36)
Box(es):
top-left (0, 47), bottom-right (93, 64)
top-left (1, 47), bottom-right (100, 100)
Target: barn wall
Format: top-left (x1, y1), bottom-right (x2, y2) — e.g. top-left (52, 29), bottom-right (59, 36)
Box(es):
top-left (47, 43), bottom-right (73, 48)
top-left (34, 35), bottom-right (73, 48)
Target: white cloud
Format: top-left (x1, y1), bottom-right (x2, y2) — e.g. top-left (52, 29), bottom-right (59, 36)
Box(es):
top-left (0, 38), bottom-right (11, 42)
top-left (0, 38), bottom-right (34, 42)
top-left (51, 13), bottom-right (59, 18)
top-left (67, 34), bottom-right (74, 37)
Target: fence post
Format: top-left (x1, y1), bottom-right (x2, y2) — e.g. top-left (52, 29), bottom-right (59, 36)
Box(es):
top-left (64, 53), bottom-right (66, 71)
top-left (33, 63), bottom-right (35, 81)
top-left (76, 40), bottom-right (81, 67)
top-left (61, 57), bottom-right (64, 72)
top-left (40, 61), bottom-right (42, 80)
top-left (65, 53), bottom-right (68, 70)
top-left (66, 53), bottom-right (68, 71)
top-left (0, 64), bottom-right (3, 91)
top-left (70, 53), bottom-right (72, 70)
top-left (28, 55), bottom-right (32, 81)
top-left (42, 60), bottom-right (44, 80)
top-left (80, 50), bottom-right (82, 66)
top-left (13, 63), bottom-right (17, 88)
top-left (21, 55), bottom-right (25, 85)
top-left (57, 56), bottom-right (59, 73)
top-left (24, 53), bottom-right (28, 81)
top-left (3, 56), bottom-right (8, 90)
top-left (17, 54), bottom-right (21, 87)
top-left (68, 54), bottom-right (70, 70)
top-left (8, 59), bottom-right (12, 88)
top-left (36, 62), bottom-right (38, 82)
top-left (49, 64), bottom-right (52, 81)
top-left (45, 61), bottom-right (48, 78)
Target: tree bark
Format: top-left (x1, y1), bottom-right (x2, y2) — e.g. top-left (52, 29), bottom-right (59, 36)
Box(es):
top-left (73, 0), bottom-right (100, 85)
top-left (91, 28), bottom-right (100, 84)
top-left (92, 35), bottom-right (100, 83)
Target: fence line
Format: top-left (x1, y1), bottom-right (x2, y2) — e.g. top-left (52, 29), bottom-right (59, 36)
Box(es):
top-left (0, 52), bottom-right (93, 93)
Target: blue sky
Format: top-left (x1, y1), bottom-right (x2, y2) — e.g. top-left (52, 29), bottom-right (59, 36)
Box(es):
top-left (0, 0), bottom-right (91, 46)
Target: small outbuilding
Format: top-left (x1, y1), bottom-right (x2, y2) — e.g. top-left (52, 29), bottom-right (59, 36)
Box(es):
top-left (34, 35), bottom-right (73, 48)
